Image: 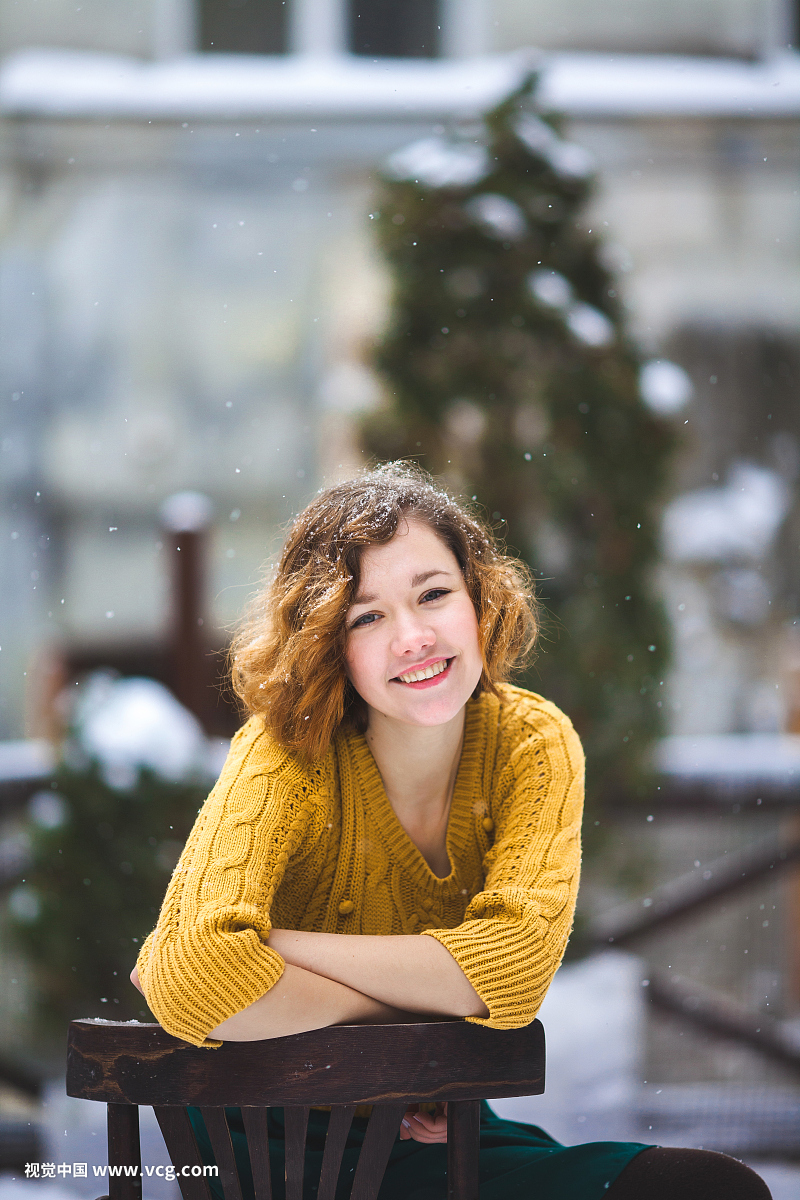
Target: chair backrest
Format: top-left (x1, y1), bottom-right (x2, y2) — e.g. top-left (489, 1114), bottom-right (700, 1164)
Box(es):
top-left (67, 1018), bottom-right (545, 1200)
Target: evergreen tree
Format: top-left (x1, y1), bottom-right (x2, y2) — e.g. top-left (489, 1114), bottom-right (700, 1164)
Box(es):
top-left (363, 75), bottom-right (675, 807)
top-left (5, 763), bottom-right (205, 1048)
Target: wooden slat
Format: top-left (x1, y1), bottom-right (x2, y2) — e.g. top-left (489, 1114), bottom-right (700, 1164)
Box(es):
top-left (199, 1108), bottom-right (243, 1200)
top-left (447, 1100), bottom-right (480, 1200)
top-left (153, 1107), bottom-right (215, 1200)
top-left (316, 1105), bottom-right (356, 1200)
top-left (107, 1104), bottom-right (142, 1200)
top-left (240, 1108), bottom-right (272, 1200)
top-left (282, 1106), bottom-right (309, 1200)
top-left (349, 1104), bottom-right (406, 1200)
top-left (67, 1019), bottom-right (546, 1107)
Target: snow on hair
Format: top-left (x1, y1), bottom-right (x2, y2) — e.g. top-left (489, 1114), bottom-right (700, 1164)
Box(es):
top-left (230, 462), bottom-right (538, 759)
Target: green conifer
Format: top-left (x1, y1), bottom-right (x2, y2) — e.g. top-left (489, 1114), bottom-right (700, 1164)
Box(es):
top-left (363, 75), bottom-right (675, 806)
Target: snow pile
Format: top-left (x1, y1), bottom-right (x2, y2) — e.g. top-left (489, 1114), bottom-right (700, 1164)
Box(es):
top-left (662, 462), bottom-right (791, 563)
top-left (527, 269), bottom-right (615, 346)
top-left (464, 193), bottom-right (527, 239)
top-left (7, 886), bottom-right (40, 922)
top-left (712, 567), bottom-right (772, 626)
top-left (28, 789), bottom-right (69, 829)
top-left (0, 738), bottom-right (55, 782)
top-left (566, 302), bottom-right (615, 347)
top-left (514, 112), bottom-right (594, 177)
top-left (159, 490), bottom-right (213, 533)
top-left (639, 359), bottom-right (693, 415)
top-left (385, 136), bottom-right (490, 188)
top-left (528, 269), bottom-right (572, 308)
top-left (70, 672), bottom-right (207, 789)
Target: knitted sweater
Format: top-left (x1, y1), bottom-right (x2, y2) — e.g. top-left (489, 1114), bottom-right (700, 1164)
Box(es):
top-left (136, 683), bottom-right (584, 1048)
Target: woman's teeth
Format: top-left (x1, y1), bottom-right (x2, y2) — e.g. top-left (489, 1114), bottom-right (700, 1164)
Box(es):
top-left (397, 659), bottom-right (449, 684)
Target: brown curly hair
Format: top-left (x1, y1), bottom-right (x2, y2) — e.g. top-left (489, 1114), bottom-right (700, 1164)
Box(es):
top-left (230, 462), bottom-right (538, 759)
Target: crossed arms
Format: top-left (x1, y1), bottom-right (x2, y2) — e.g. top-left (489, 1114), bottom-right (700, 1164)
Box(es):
top-left (130, 928), bottom-right (487, 1041)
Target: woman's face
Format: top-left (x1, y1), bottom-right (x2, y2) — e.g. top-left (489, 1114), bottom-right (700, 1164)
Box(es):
top-left (344, 517), bottom-right (484, 729)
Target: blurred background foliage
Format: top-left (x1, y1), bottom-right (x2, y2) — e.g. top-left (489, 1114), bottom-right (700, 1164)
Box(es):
top-left (7, 766), bottom-right (202, 1048)
top-left (6, 693), bottom-right (208, 1048)
top-left (363, 75), bottom-right (677, 808)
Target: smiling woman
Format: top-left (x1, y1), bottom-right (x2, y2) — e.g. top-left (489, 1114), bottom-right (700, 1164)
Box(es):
top-left (228, 462), bottom-right (535, 759)
top-left (131, 463), bottom-right (770, 1200)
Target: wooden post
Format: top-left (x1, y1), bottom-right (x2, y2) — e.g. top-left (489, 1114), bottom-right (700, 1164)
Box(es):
top-left (159, 492), bottom-right (213, 728)
top-left (785, 814), bottom-right (800, 1011)
top-left (782, 627), bottom-right (800, 1010)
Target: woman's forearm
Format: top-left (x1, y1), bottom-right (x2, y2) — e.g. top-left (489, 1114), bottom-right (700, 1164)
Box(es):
top-left (131, 961), bottom-right (416, 1042)
top-left (267, 931), bottom-right (488, 1019)
top-left (206, 963), bottom-right (413, 1041)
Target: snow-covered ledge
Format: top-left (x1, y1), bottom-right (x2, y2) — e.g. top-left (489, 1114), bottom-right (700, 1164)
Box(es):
top-left (0, 48), bottom-right (798, 122)
top-left (655, 734), bottom-right (800, 784)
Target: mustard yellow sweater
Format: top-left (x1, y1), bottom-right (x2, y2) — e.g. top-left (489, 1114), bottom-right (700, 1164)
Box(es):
top-left (136, 683), bottom-right (584, 1048)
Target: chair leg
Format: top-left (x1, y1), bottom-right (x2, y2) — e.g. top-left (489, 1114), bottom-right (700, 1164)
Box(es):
top-left (447, 1100), bottom-right (480, 1200)
top-left (152, 1108), bottom-right (214, 1200)
top-left (107, 1104), bottom-right (142, 1200)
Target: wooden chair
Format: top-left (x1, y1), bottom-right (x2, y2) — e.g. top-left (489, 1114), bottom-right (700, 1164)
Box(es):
top-left (66, 1017), bottom-right (545, 1200)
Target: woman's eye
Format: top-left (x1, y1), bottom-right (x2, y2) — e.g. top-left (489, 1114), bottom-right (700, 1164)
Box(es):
top-left (421, 589), bottom-right (450, 603)
top-left (351, 612), bottom-right (379, 629)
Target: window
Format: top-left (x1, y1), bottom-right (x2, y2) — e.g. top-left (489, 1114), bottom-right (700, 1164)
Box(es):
top-left (200, 0), bottom-right (288, 54)
top-left (349, 0), bottom-right (440, 57)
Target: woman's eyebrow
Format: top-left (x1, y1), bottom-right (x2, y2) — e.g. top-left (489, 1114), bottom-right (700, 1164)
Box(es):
top-left (411, 569), bottom-right (455, 587)
top-left (351, 569), bottom-right (454, 608)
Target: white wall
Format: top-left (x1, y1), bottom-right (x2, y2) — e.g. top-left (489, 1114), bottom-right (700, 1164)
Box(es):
top-left (492, 0), bottom-right (788, 58)
top-left (0, 0), bottom-right (154, 58)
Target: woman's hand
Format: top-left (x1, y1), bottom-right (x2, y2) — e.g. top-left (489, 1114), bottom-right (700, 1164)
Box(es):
top-left (399, 1103), bottom-right (448, 1144)
top-left (130, 966), bottom-right (143, 995)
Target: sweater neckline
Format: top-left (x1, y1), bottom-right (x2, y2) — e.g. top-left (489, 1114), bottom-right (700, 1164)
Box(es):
top-left (343, 697), bottom-right (488, 894)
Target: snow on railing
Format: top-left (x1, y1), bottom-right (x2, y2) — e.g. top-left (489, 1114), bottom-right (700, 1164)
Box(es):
top-left (0, 48), bottom-right (798, 121)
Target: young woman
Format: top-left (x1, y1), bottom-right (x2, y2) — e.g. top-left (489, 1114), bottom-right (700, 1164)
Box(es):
top-left (132, 463), bottom-right (770, 1200)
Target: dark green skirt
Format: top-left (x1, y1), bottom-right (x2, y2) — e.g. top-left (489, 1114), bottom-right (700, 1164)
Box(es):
top-left (187, 1102), bottom-right (650, 1200)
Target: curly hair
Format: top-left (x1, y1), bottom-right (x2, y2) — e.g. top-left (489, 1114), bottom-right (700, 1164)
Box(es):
top-left (230, 462), bottom-right (539, 759)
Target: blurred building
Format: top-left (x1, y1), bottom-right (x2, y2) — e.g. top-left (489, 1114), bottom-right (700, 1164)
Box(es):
top-left (0, 0), bottom-right (800, 1128)
top-left (0, 0), bottom-right (798, 743)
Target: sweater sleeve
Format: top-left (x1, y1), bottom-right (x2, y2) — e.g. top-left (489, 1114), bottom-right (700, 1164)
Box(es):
top-left (135, 722), bottom-right (320, 1047)
top-left (422, 698), bottom-right (583, 1030)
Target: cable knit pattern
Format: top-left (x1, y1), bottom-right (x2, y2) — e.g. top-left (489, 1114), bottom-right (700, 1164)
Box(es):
top-left (137, 684), bottom-right (583, 1047)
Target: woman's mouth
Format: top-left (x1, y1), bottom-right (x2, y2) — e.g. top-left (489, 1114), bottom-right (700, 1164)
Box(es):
top-left (393, 657), bottom-right (453, 688)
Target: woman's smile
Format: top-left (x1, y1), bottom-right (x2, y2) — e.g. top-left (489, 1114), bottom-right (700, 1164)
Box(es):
top-left (393, 656), bottom-right (454, 688)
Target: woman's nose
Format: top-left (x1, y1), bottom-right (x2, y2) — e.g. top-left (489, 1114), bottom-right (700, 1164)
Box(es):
top-left (390, 611), bottom-right (435, 657)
